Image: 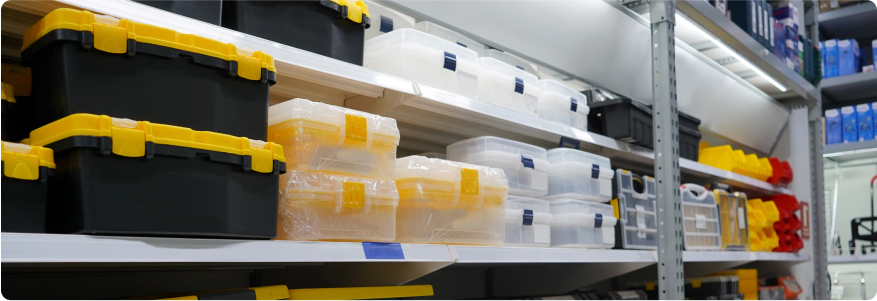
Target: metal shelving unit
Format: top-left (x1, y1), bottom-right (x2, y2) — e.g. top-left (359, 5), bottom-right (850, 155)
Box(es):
top-left (821, 72), bottom-right (877, 104)
top-left (817, 2), bottom-right (877, 40)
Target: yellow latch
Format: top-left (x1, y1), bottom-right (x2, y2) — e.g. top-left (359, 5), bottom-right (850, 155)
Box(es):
top-left (243, 138), bottom-right (274, 173)
top-left (344, 114), bottom-right (368, 144)
top-left (1, 83), bottom-right (15, 103)
top-left (331, 0), bottom-right (370, 23)
top-left (460, 168), bottom-right (479, 196)
top-left (610, 199), bottom-right (620, 219)
top-left (1, 142), bottom-right (55, 180)
top-left (342, 181), bottom-right (366, 210)
top-left (92, 15), bottom-right (127, 54)
top-left (692, 279), bottom-right (702, 288)
top-left (106, 117), bottom-right (149, 157)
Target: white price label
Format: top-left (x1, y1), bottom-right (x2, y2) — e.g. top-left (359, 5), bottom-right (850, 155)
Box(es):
top-left (635, 205), bottom-right (647, 229)
top-left (695, 214), bottom-right (707, 229)
top-left (530, 171), bottom-right (548, 191)
top-left (533, 224), bottom-right (551, 244)
top-left (738, 207), bottom-right (746, 229)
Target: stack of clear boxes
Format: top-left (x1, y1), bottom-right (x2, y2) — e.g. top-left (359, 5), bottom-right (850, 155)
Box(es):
top-left (544, 148), bottom-right (614, 202)
top-left (504, 196), bottom-right (552, 247)
top-left (415, 21), bottom-right (488, 56)
top-left (549, 199), bottom-right (617, 248)
top-left (268, 98), bottom-right (400, 242)
top-left (477, 57), bottom-right (542, 116)
top-left (537, 79), bottom-right (589, 131)
top-left (680, 184), bottom-right (722, 250)
top-left (363, 0), bottom-right (416, 42)
top-left (486, 49), bottom-right (539, 77)
top-left (715, 189), bottom-right (749, 251)
top-left (612, 169), bottom-right (658, 250)
top-left (447, 136), bottom-right (549, 198)
top-left (364, 28), bottom-right (481, 99)
top-left (395, 155), bottom-right (508, 246)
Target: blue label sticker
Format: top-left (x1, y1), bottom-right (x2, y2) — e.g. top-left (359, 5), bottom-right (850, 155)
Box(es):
top-left (595, 213), bottom-right (603, 228)
top-left (523, 209), bottom-right (534, 226)
top-left (457, 42), bottom-right (467, 48)
top-left (521, 154), bottom-right (534, 169)
top-left (591, 164), bottom-right (600, 179)
top-left (558, 137), bottom-right (580, 149)
top-left (362, 242), bottom-right (405, 260)
top-left (443, 51), bottom-right (457, 71)
top-left (570, 97), bottom-right (578, 112)
top-left (379, 15), bottom-right (393, 33)
top-left (514, 77), bottom-right (524, 94)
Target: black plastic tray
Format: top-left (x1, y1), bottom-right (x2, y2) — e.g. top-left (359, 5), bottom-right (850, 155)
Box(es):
top-left (679, 111), bottom-right (702, 162)
top-left (588, 98), bottom-right (654, 148)
top-left (2, 163), bottom-right (53, 233)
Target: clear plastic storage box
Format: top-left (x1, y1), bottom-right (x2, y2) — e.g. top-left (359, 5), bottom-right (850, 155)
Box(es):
top-left (365, 28), bottom-right (481, 99)
top-left (549, 199), bottom-right (617, 249)
top-left (504, 196), bottom-right (552, 247)
top-left (716, 190), bottom-right (749, 251)
top-left (363, 0), bottom-right (416, 42)
top-left (537, 80), bottom-right (589, 130)
top-left (544, 148), bottom-right (614, 202)
top-left (477, 57), bottom-right (542, 116)
top-left (395, 156), bottom-right (508, 246)
top-left (447, 136), bottom-right (549, 198)
top-left (277, 170), bottom-right (399, 242)
top-left (486, 49), bottom-right (538, 77)
top-left (681, 184), bottom-right (722, 251)
top-left (268, 98), bottom-right (399, 180)
top-left (612, 169), bottom-right (658, 250)
top-left (415, 21), bottom-right (488, 56)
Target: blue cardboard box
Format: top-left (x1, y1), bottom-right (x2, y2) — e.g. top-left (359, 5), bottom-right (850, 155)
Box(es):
top-left (819, 41), bottom-right (824, 78)
top-left (859, 103), bottom-right (874, 141)
top-left (773, 5), bottom-right (798, 31)
top-left (873, 39), bottom-right (876, 69)
top-left (826, 109), bottom-right (842, 145)
top-left (842, 106), bottom-right (858, 143)
top-left (838, 39), bottom-right (860, 76)
top-left (824, 39), bottom-right (838, 78)
top-left (774, 20), bottom-right (786, 59)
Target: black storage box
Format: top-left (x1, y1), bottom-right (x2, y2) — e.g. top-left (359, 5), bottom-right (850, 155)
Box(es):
top-left (1, 141), bottom-right (55, 233)
top-left (2, 83), bottom-right (16, 142)
top-left (134, 0), bottom-right (223, 25)
top-left (30, 114), bottom-right (287, 239)
top-left (2, 64), bottom-right (36, 142)
top-left (678, 111), bottom-right (702, 162)
top-left (588, 98), bottom-right (654, 149)
top-left (21, 8), bottom-right (276, 140)
top-left (222, 0), bottom-right (370, 65)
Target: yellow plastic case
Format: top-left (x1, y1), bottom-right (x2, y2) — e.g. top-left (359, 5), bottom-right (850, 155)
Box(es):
top-left (394, 155), bottom-right (509, 246)
top-left (716, 190), bottom-right (750, 251)
top-left (2, 141), bottom-right (55, 233)
top-left (153, 285), bottom-right (289, 300)
top-left (287, 285), bottom-right (433, 300)
top-left (29, 114), bottom-right (287, 239)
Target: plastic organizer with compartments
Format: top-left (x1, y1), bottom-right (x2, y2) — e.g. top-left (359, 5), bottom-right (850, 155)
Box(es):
top-left (611, 169), bottom-right (658, 250)
top-left (680, 184), bottom-right (722, 251)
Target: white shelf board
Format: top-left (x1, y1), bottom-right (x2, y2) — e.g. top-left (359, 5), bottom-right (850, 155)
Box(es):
top-left (0, 233), bottom-right (454, 263)
top-left (828, 254), bottom-right (877, 264)
top-left (451, 246), bottom-right (656, 264)
top-left (684, 251), bottom-right (809, 262)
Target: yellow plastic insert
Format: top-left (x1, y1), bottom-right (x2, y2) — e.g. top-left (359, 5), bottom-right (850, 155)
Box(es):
top-left (1, 141), bottom-right (55, 180)
top-left (329, 0), bottom-right (371, 24)
top-left (287, 285), bottom-right (433, 300)
top-left (22, 9), bottom-right (276, 80)
top-left (28, 114), bottom-right (285, 173)
top-left (2, 83), bottom-right (15, 103)
top-left (716, 190), bottom-right (750, 251)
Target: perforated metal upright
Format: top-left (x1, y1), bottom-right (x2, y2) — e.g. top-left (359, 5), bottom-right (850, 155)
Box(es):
top-left (650, 0), bottom-right (685, 299)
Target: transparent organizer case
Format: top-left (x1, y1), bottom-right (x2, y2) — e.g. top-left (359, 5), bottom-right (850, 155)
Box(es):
top-left (447, 136), bottom-right (549, 198)
top-left (364, 28), bottom-right (481, 99)
top-left (681, 184), bottom-right (722, 251)
top-left (278, 170), bottom-right (399, 242)
top-left (613, 169), bottom-right (658, 250)
top-left (715, 190), bottom-right (749, 251)
top-left (363, 0), bottom-right (416, 42)
top-left (268, 98), bottom-right (399, 179)
top-left (505, 196), bottom-right (552, 247)
top-left (544, 148), bottom-right (614, 202)
top-left (549, 198), bottom-right (617, 249)
top-left (537, 79), bottom-right (589, 130)
top-left (415, 21), bottom-right (487, 56)
top-left (486, 49), bottom-right (538, 77)
top-left (477, 57), bottom-right (542, 116)
top-left (395, 155), bottom-right (508, 246)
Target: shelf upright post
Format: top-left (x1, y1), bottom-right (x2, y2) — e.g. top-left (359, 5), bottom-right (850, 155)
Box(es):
top-left (650, 0), bottom-right (684, 299)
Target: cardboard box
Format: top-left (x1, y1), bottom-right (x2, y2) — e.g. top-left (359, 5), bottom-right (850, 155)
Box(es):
top-left (826, 109), bottom-right (842, 145)
top-left (842, 106), bottom-right (858, 143)
top-left (838, 39), bottom-right (860, 76)
top-left (819, 0), bottom-right (863, 12)
top-left (824, 39), bottom-right (839, 78)
top-left (774, 20), bottom-right (786, 59)
top-left (728, 0), bottom-right (759, 41)
top-left (858, 103), bottom-right (874, 141)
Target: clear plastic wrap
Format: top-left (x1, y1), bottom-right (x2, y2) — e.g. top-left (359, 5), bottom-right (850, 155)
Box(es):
top-left (268, 98), bottom-right (399, 180)
top-left (278, 169), bottom-right (399, 242)
top-left (716, 190), bottom-right (749, 251)
top-left (395, 155), bottom-right (508, 246)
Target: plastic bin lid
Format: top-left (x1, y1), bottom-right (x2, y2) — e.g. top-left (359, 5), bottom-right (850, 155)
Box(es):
top-left (23, 9), bottom-right (276, 81)
top-left (538, 79), bottom-right (589, 114)
top-left (1, 83), bottom-right (14, 103)
top-left (363, 0), bottom-right (415, 38)
top-left (446, 136), bottom-right (548, 161)
top-left (546, 148), bottom-right (610, 169)
top-left (28, 114), bottom-right (286, 174)
top-left (681, 184), bottom-right (718, 206)
top-left (506, 196), bottom-right (550, 213)
top-left (415, 21), bottom-right (487, 56)
top-left (548, 198), bottom-right (614, 215)
top-left (396, 155), bottom-right (509, 190)
top-left (486, 49), bottom-right (538, 76)
top-left (268, 98), bottom-right (400, 141)
top-left (365, 28), bottom-right (478, 64)
top-left (479, 57), bottom-right (539, 85)
top-left (284, 169), bottom-right (399, 208)
top-left (1, 141), bottom-right (55, 180)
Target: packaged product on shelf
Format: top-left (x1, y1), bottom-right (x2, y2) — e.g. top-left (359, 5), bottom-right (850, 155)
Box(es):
top-left (477, 57), bottom-right (542, 116)
top-left (686, 276), bottom-right (741, 299)
top-left (549, 198), bottom-right (617, 249)
top-left (447, 136), bottom-right (549, 197)
top-left (267, 98), bottom-right (399, 179)
top-left (824, 39), bottom-right (839, 78)
top-left (133, 0), bottom-right (221, 25)
top-left (758, 286), bottom-right (786, 300)
top-left (819, 41), bottom-right (825, 79)
top-left (838, 39), bottom-right (861, 76)
top-left (365, 28), bottom-right (481, 99)
top-left (680, 184), bottom-right (722, 251)
top-left (505, 196), bottom-right (552, 247)
top-left (278, 170), bottom-right (398, 242)
top-left (773, 20), bottom-right (786, 61)
top-left (222, 1), bottom-right (370, 65)
top-left (544, 148), bottom-right (614, 202)
top-left (486, 49), bottom-right (539, 77)
top-left (825, 108), bottom-right (843, 144)
top-left (1, 64), bottom-right (33, 142)
top-left (611, 169), bottom-right (658, 250)
top-left (588, 98), bottom-right (653, 149)
top-left (537, 79), bottom-right (589, 131)
top-left (22, 9), bottom-right (276, 140)
top-left (415, 21), bottom-right (488, 56)
top-left (699, 142), bottom-right (769, 179)
top-left (363, 0), bottom-right (416, 42)
top-left (1, 141), bottom-right (54, 233)
top-left (395, 156), bottom-right (507, 246)
top-left (873, 39), bottom-right (877, 69)
top-left (29, 114), bottom-right (286, 238)
top-left (841, 105), bottom-right (858, 143)
top-left (856, 103), bottom-right (874, 141)
top-left (714, 188), bottom-right (749, 251)
top-left (727, 0), bottom-right (758, 41)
